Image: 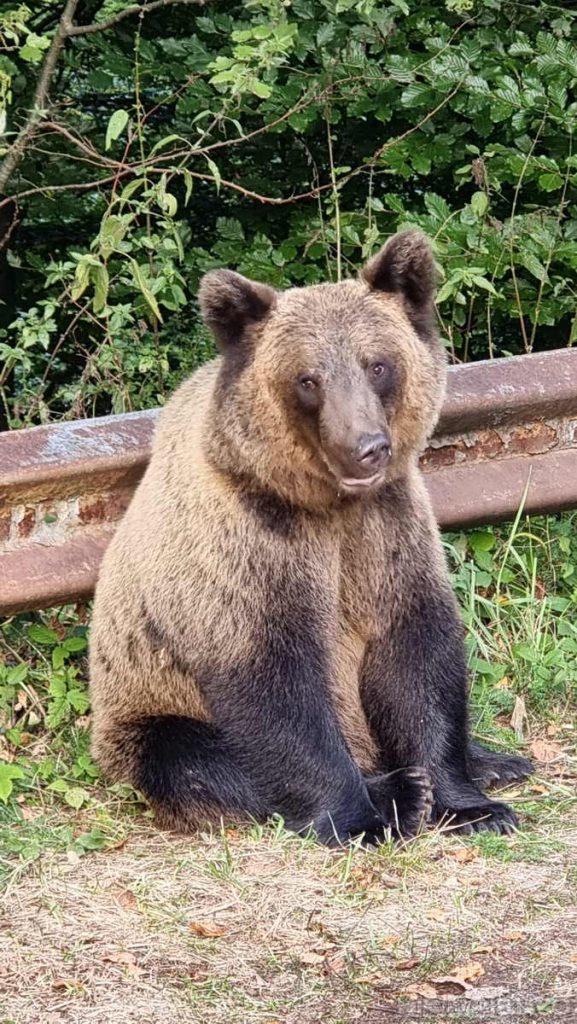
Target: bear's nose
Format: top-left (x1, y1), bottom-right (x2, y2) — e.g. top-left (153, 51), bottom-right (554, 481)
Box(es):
top-left (355, 432), bottom-right (392, 467)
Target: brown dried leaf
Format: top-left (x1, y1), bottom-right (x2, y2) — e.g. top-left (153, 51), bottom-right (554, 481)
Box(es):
top-left (394, 958), bottom-right (421, 971)
top-left (446, 847), bottom-right (478, 863)
top-left (429, 977), bottom-right (471, 995)
top-left (188, 921), bottom-right (226, 938)
top-left (503, 930), bottom-right (524, 941)
top-left (452, 960), bottom-right (485, 983)
top-left (116, 888), bottom-right (138, 910)
top-left (427, 907), bottom-right (449, 922)
top-left (529, 738), bottom-right (563, 764)
top-left (300, 950), bottom-right (325, 966)
top-left (324, 956), bottom-right (347, 975)
top-left (52, 977), bottom-right (84, 992)
top-left (103, 950), bottom-right (142, 978)
top-left (471, 945), bottom-right (495, 955)
top-left (404, 979), bottom-right (466, 1000)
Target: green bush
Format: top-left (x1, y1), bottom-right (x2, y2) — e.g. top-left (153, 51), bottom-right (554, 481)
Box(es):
top-left (1, 0), bottom-right (576, 425)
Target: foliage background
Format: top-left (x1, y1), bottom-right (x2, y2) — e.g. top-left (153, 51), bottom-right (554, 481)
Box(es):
top-left (0, 0), bottom-right (576, 428)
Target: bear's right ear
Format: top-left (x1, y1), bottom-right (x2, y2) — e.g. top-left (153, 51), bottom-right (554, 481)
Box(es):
top-left (198, 269), bottom-right (276, 349)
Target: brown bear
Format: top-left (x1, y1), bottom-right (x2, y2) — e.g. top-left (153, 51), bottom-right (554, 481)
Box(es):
top-left (89, 230), bottom-right (532, 844)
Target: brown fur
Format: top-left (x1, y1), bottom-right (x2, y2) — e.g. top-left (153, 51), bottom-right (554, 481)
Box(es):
top-left (90, 231), bottom-right (524, 839)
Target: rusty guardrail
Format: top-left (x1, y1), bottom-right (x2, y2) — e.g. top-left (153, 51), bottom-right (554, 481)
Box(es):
top-left (1, 349), bottom-right (577, 615)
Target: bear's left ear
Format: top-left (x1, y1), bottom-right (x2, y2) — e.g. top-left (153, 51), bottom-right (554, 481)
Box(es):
top-left (361, 230), bottom-right (437, 310)
top-left (198, 269), bottom-right (277, 350)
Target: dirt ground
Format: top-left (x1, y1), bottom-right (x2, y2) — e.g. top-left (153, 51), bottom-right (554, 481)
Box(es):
top-left (2, 761), bottom-right (576, 1024)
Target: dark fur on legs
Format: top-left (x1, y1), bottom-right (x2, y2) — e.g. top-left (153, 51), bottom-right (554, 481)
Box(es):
top-left (468, 740), bottom-right (534, 790)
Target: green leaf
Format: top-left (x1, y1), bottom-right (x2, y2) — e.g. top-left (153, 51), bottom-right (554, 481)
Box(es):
top-left (91, 263), bottom-right (109, 314)
top-left (67, 689), bottom-right (91, 713)
top-left (70, 259), bottom-right (91, 302)
top-left (519, 253), bottom-right (547, 282)
top-left (539, 172), bottom-right (563, 192)
top-left (130, 260), bottom-right (163, 322)
top-left (205, 157), bottom-right (221, 193)
top-left (0, 763), bottom-right (24, 803)
top-left (424, 192), bottom-right (451, 223)
top-left (52, 647), bottom-right (67, 670)
top-left (436, 280), bottom-right (456, 304)
top-left (471, 191), bottom-right (489, 218)
top-left (105, 109), bottom-right (129, 151)
top-left (63, 636), bottom-right (87, 653)
top-left (471, 275), bottom-right (498, 295)
top-left (248, 78), bottom-right (272, 99)
top-left (469, 530), bottom-right (496, 553)
top-left (64, 786), bottom-right (89, 810)
top-left (27, 624), bottom-right (59, 646)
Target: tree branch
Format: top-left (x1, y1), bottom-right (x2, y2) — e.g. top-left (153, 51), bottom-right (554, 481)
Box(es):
top-left (67, 0), bottom-right (205, 37)
top-left (0, 0), bottom-right (205, 196)
top-left (0, 0), bottom-right (80, 194)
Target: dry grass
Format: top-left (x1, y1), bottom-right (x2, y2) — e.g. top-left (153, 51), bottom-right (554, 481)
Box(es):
top-left (2, 767), bottom-right (577, 1024)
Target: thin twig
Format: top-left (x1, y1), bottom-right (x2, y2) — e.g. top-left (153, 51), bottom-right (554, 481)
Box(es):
top-left (66, 0), bottom-right (205, 37)
top-left (0, 0), bottom-right (80, 194)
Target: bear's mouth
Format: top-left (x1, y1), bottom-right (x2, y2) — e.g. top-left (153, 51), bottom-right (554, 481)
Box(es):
top-left (337, 472), bottom-right (382, 494)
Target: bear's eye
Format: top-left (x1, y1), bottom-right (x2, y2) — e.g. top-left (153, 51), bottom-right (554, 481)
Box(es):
top-left (298, 375), bottom-right (318, 390)
top-left (371, 362), bottom-right (386, 378)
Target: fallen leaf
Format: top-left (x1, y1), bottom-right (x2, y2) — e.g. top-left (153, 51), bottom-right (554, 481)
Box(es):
top-left (307, 917), bottom-right (338, 942)
top-left (530, 739), bottom-right (563, 764)
top-left (378, 935), bottom-right (400, 948)
top-left (115, 888), bottom-right (138, 910)
top-left (471, 945), bottom-right (495, 955)
top-left (427, 908), bottom-right (449, 922)
top-left (503, 930), bottom-right (524, 941)
top-left (356, 972), bottom-right (389, 985)
top-left (103, 950), bottom-right (142, 977)
top-left (430, 976), bottom-right (471, 995)
top-left (510, 695), bottom-right (527, 740)
top-left (546, 723), bottom-right (560, 737)
top-left (452, 961), bottom-right (485, 983)
top-left (325, 956), bottom-right (347, 975)
top-left (104, 951), bottom-right (137, 966)
top-left (52, 977), bottom-right (84, 992)
top-left (529, 784), bottom-right (549, 795)
top-left (404, 979), bottom-right (466, 1000)
top-left (14, 689), bottom-right (29, 711)
top-left (300, 950), bottom-right (325, 966)
top-left (446, 847), bottom-right (478, 863)
top-left (188, 921), bottom-right (226, 938)
top-left (394, 958), bottom-right (421, 971)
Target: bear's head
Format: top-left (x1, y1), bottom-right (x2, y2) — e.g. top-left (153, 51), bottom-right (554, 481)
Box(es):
top-left (199, 230), bottom-right (446, 510)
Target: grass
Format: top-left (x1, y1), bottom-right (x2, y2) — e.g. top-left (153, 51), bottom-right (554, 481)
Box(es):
top-left (0, 512), bottom-right (576, 1022)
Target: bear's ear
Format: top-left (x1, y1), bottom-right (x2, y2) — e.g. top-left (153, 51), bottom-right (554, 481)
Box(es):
top-left (198, 269), bottom-right (276, 349)
top-left (361, 230), bottom-right (437, 310)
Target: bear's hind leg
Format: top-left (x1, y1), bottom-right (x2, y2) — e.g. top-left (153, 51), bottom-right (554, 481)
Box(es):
top-left (468, 740), bottom-right (534, 790)
top-left (127, 715), bottom-right (268, 831)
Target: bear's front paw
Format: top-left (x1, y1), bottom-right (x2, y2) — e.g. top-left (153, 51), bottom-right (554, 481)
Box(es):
top-left (433, 800), bottom-right (518, 836)
top-left (366, 767), bottom-right (433, 839)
